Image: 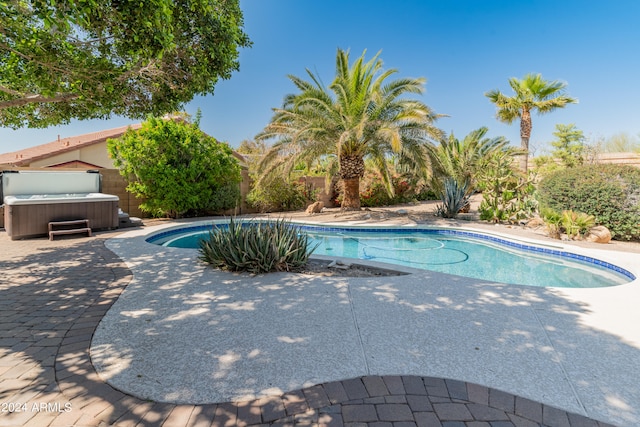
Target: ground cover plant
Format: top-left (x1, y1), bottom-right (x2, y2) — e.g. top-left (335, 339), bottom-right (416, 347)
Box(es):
top-left (198, 218), bottom-right (317, 273)
top-left (537, 164), bottom-right (640, 240)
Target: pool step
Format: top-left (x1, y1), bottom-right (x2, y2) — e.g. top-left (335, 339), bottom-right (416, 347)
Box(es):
top-left (48, 219), bottom-right (92, 240)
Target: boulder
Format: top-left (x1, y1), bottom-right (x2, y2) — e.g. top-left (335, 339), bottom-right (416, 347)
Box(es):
top-left (584, 225), bottom-right (612, 243)
top-left (305, 201), bottom-right (324, 214)
top-left (526, 216), bottom-right (546, 228)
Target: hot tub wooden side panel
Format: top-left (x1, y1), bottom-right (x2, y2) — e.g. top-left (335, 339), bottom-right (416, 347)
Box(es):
top-left (5, 201), bottom-right (119, 240)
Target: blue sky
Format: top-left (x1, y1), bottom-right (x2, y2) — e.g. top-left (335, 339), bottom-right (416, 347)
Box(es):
top-left (2, 0), bottom-right (639, 155)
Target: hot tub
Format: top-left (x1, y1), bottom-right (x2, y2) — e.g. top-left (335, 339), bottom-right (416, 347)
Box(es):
top-left (1, 170), bottom-right (119, 240)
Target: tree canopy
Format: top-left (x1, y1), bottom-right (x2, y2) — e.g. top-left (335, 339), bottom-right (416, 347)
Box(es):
top-left (256, 48), bottom-right (442, 210)
top-left (550, 123), bottom-right (585, 168)
top-left (485, 73), bottom-right (577, 171)
top-left (0, 0), bottom-right (251, 128)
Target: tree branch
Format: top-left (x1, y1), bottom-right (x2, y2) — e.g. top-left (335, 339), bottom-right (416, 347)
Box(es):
top-left (0, 92), bottom-right (79, 109)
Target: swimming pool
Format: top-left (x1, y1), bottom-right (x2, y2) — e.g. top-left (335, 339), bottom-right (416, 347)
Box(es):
top-left (146, 222), bottom-right (635, 288)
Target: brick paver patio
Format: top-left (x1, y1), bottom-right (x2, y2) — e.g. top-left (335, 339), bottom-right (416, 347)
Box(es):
top-left (0, 232), bottom-right (615, 426)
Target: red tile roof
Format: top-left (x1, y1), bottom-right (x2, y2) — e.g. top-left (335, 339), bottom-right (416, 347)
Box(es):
top-left (0, 123), bottom-right (142, 167)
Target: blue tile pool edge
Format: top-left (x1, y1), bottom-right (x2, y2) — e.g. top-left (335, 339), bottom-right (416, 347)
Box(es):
top-left (144, 220), bottom-right (637, 282)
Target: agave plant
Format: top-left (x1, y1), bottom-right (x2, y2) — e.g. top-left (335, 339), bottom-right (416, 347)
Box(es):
top-left (198, 217), bottom-right (318, 274)
top-left (435, 177), bottom-right (470, 219)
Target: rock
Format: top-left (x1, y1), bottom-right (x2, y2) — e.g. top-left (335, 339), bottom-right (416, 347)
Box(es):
top-left (584, 225), bottom-right (612, 243)
top-left (396, 209), bottom-right (408, 215)
top-left (305, 201), bottom-right (324, 214)
top-left (526, 217), bottom-right (545, 228)
top-left (328, 260), bottom-right (351, 269)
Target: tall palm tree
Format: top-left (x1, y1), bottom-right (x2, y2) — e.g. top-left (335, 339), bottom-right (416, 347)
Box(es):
top-left (256, 48), bottom-right (443, 210)
top-left (485, 73), bottom-right (577, 171)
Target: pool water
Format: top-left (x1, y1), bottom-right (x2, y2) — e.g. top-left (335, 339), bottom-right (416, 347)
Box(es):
top-left (148, 226), bottom-right (633, 288)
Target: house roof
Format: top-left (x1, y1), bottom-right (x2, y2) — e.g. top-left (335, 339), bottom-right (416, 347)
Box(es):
top-left (0, 122), bottom-right (248, 169)
top-left (0, 123), bottom-right (142, 167)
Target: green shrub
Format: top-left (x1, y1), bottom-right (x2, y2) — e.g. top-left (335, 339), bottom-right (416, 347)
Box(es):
top-left (540, 208), bottom-right (596, 239)
top-left (246, 176), bottom-right (309, 213)
top-left (561, 210), bottom-right (595, 239)
top-left (537, 164), bottom-right (640, 240)
top-left (198, 218), bottom-right (317, 273)
top-left (108, 114), bottom-right (241, 218)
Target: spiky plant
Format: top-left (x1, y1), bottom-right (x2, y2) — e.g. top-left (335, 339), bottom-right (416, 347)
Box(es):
top-left (198, 217), bottom-right (317, 274)
top-left (561, 210), bottom-right (596, 239)
top-left (435, 177), bottom-right (470, 219)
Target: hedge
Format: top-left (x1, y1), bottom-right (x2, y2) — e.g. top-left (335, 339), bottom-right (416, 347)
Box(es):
top-left (537, 164), bottom-right (640, 240)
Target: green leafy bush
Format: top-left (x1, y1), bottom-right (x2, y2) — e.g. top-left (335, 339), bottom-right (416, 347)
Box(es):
top-left (246, 176), bottom-right (310, 213)
top-left (537, 164), bottom-right (640, 240)
top-left (198, 218), bottom-right (317, 273)
top-left (108, 114), bottom-right (241, 218)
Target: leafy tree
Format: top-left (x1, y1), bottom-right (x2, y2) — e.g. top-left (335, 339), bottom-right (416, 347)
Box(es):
top-left (0, 1), bottom-right (251, 128)
top-left (550, 123), bottom-right (585, 167)
top-left (485, 73), bottom-right (577, 171)
top-left (107, 114), bottom-right (241, 218)
top-left (256, 48), bottom-right (443, 210)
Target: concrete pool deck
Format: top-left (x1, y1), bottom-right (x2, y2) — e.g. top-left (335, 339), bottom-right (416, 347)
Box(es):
top-left (1, 209), bottom-right (639, 426)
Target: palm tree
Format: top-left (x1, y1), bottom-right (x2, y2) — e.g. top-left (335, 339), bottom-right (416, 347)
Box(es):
top-left (427, 127), bottom-right (515, 194)
top-left (256, 48), bottom-right (443, 210)
top-left (485, 73), bottom-right (577, 171)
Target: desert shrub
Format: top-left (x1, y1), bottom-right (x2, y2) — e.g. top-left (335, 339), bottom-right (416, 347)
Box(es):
top-left (335, 171), bottom-right (435, 207)
top-left (360, 175), bottom-right (414, 207)
top-left (246, 176), bottom-right (309, 213)
top-left (198, 218), bottom-right (317, 273)
top-left (537, 164), bottom-right (640, 240)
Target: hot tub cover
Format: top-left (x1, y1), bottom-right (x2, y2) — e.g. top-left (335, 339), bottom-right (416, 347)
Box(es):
top-left (4, 192), bottom-right (119, 206)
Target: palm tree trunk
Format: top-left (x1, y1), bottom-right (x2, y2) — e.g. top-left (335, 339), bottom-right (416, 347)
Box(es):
top-left (520, 108), bottom-right (532, 172)
top-left (341, 177), bottom-right (361, 210)
top-left (339, 154), bottom-right (365, 210)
